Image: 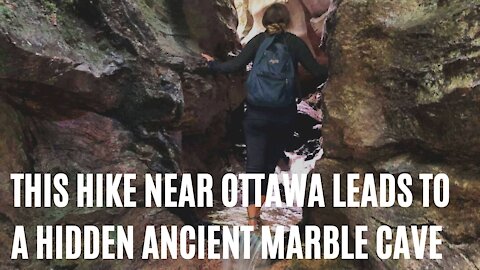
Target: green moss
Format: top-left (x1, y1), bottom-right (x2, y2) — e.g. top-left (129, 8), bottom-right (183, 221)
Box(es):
top-left (40, 0), bottom-right (57, 14)
top-left (57, 12), bottom-right (111, 67)
top-left (60, 16), bottom-right (82, 44)
top-left (0, 3), bottom-right (14, 20)
top-left (38, 0), bottom-right (76, 16)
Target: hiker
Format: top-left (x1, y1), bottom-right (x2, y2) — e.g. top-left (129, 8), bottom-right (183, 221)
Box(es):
top-left (202, 3), bottom-right (328, 227)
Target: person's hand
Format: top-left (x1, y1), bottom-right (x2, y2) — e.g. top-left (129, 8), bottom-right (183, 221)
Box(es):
top-left (201, 53), bottom-right (215, 62)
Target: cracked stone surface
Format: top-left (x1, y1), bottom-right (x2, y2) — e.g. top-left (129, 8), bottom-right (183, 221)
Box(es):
top-left (0, 0), bottom-right (243, 268)
top-left (304, 0), bottom-right (480, 269)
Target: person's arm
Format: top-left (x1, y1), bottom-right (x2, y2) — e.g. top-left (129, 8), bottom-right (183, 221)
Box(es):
top-left (294, 36), bottom-right (329, 83)
top-left (208, 33), bottom-right (265, 73)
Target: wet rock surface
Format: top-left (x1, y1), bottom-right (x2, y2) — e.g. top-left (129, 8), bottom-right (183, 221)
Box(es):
top-left (305, 0), bottom-right (480, 269)
top-left (0, 0), bottom-right (243, 268)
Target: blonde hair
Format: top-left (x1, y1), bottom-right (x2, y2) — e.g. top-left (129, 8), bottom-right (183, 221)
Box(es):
top-left (266, 22), bottom-right (287, 34)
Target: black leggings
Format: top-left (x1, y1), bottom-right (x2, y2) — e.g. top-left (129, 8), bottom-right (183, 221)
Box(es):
top-left (243, 106), bottom-right (294, 205)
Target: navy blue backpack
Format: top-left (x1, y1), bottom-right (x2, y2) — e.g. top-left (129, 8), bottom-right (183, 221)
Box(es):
top-left (246, 35), bottom-right (296, 108)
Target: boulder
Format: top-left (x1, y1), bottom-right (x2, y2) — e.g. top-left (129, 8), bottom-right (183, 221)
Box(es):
top-left (305, 0), bottom-right (480, 268)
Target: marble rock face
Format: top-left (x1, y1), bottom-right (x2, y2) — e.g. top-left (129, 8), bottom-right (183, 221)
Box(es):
top-left (0, 0), bottom-right (242, 268)
top-left (304, 0), bottom-right (480, 269)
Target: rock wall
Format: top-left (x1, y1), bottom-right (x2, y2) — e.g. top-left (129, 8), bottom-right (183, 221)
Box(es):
top-left (305, 0), bottom-right (480, 269)
top-left (0, 0), bottom-right (242, 268)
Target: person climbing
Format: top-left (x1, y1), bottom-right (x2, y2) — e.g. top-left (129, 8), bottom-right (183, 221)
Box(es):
top-left (202, 3), bottom-right (328, 227)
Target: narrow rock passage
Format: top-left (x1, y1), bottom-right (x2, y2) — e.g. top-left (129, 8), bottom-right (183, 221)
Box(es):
top-left (206, 101), bottom-right (324, 229)
top-left (197, 101), bottom-right (325, 270)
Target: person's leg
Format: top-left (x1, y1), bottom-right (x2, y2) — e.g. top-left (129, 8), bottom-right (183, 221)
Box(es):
top-left (261, 122), bottom-right (293, 209)
top-left (244, 117), bottom-right (268, 225)
top-left (266, 121), bottom-right (294, 174)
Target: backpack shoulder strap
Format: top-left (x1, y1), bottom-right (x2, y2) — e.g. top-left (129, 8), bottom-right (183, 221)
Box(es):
top-left (253, 35), bottom-right (276, 64)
